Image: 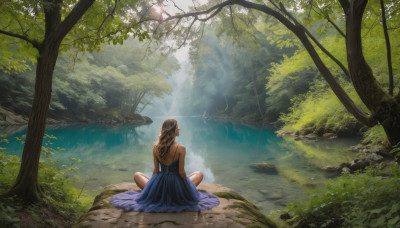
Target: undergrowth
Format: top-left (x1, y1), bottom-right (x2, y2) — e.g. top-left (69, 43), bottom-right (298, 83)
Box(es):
top-left (279, 79), bottom-right (364, 136)
top-left (0, 134), bottom-right (93, 227)
top-left (282, 164), bottom-right (400, 227)
top-left (361, 125), bottom-right (390, 148)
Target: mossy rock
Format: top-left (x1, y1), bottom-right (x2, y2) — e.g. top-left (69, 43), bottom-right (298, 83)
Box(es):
top-left (74, 182), bottom-right (277, 228)
top-left (215, 191), bottom-right (277, 228)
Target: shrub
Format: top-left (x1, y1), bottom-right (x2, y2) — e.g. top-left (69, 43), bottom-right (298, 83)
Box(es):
top-left (285, 165), bottom-right (400, 227)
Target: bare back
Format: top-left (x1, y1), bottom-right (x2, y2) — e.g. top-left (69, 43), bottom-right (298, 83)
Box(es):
top-left (154, 143), bottom-right (180, 166)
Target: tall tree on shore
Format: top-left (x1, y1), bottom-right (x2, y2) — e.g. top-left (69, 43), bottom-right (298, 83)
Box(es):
top-left (0, 0), bottom-right (150, 203)
top-left (161, 0), bottom-right (399, 145)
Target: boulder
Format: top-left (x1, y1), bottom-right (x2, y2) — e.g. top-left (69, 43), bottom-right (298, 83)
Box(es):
top-left (321, 166), bottom-right (340, 173)
top-left (339, 162), bottom-right (351, 169)
top-left (342, 167), bottom-right (351, 173)
top-left (0, 106), bottom-right (27, 126)
top-left (304, 134), bottom-right (317, 140)
top-left (365, 153), bottom-right (384, 163)
top-left (280, 212), bottom-right (291, 220)
top-left (322, 132), bottom-right (337, 139)
top-left (250, 162), bottom-right (278, 174)
top-left (73, 182), bottom-right (276, 228)
top-left (350, 159), bottom-right (370, 171)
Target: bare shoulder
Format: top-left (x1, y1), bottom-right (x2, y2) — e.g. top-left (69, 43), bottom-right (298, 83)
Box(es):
top-left (177, 144), bottom-right (186, 155)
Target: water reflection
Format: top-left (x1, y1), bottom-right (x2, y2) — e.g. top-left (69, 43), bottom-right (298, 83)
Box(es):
top-left (1, 117), bottom-right (359, 214)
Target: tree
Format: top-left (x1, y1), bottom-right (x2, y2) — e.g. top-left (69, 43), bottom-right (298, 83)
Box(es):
top-left (0, 0), bottom-right (150, 203)
top-left (161, 0), bottom-right (400, 145)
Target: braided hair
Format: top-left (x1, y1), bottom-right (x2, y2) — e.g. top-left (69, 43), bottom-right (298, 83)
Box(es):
top-left (154, 119), bottom-right (178, 162)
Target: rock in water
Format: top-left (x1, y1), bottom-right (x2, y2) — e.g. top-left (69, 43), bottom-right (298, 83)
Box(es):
top-left (250, 162), bottom-right (278, 174)
top-left (73, 182), bottom-right (277, 228)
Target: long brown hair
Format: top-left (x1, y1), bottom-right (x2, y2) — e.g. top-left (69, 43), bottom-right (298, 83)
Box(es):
top-left (154, 119), bottom-right (178, 162)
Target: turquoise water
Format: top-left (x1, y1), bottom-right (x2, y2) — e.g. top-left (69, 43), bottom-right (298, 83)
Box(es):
top-left (1, 117), bottom-right (359, 214)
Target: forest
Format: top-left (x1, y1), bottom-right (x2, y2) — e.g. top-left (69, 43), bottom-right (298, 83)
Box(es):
top-left (1, 0), bottom-right (400, 227)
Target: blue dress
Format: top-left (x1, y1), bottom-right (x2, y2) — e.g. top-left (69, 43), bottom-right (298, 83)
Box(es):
top-left (110, 156), bottom-right (220, 212)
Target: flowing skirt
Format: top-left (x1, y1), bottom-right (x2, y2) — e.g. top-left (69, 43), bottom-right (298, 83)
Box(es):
top-left (110, 172), bottom-right (220, 212)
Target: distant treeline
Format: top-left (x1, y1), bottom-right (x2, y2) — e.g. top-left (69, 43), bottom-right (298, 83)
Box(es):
top-left (0, 38), bottom-right (177, 122)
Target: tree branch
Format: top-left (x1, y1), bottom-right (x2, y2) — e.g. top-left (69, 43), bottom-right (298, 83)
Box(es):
top-left (162, 0), bottom-right (235, 22)
top-left (362, 15), bottom-right (379, 38)
top-left (278, 3), bottom-right (350, 79)
top-left (178, 17), bottom-right (197, 49)
top-left (53, 0), bottom-right (95, 42)
top-left (309, 2), bottom-right (346, 38)
top-left (326, 16), bottom-right (346, 38)
top-left (380, 0), bottom-right (394, 95)
top-left (97, 0), bottom-right (119, 33)
top-left (0, 29), bottom-right (40, 49)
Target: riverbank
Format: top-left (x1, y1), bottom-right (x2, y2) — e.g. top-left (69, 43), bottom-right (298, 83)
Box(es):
top-left (0, 106), bottom-right (152, 128)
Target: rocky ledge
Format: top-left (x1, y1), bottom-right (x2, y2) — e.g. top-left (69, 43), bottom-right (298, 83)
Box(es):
top-left (73, 182), bottom-right (276, 228)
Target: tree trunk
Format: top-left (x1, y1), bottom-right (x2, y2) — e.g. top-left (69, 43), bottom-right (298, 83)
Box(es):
top-left (379, 0), bottom-right (394, 95)
top-left (345, 0), bottom-right (400, 145)
top-left (3, 0), bottom-right (95, 203)
top-left (7, 45), bottom-right (59, 203)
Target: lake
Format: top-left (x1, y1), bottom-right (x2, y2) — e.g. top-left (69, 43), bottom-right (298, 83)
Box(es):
top-left (1, 116), bottom-right (359, 214)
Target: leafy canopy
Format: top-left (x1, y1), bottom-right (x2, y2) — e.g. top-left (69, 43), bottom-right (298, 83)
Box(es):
top-left (0, 0), bottom-right (150, 73)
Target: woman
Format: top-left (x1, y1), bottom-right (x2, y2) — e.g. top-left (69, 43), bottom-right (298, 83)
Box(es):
top-left (111, 119), bottom-right (220, 212)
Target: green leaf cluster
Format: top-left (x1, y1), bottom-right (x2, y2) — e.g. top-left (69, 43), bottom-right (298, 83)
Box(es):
top-left (279, 79), bottom-right (364, 136)
top-left (0, 0), bottom-right (150, 72)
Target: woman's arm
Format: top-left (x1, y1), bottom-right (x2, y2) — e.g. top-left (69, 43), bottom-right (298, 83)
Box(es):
top-left (152, 146), bottom-right (159, 175)
top-left (178, 146), bottom-right (187, 180)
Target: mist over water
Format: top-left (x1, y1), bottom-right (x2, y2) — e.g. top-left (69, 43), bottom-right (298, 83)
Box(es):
top-left (142, 47), bottom-right (194, 117)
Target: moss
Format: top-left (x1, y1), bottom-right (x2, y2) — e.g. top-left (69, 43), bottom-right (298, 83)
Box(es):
top-left (92, 189), bottom-right (127, 205)
top-left (86, 189), bottom-right (128, 212)
top-left (214, 191), bottom-right (247, 202)
top-left (214, 191), bottom-right (277, 228)
top-left (74, 211), bottom-right (96, 226)
top-left (230, 201), bottom-right (277, 228)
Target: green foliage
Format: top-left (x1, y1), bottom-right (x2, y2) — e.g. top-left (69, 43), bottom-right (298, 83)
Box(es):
top-left (0, 38), bottom-right (176, 118)
top-left (362, 125), bottom-right (390, 148)
top-left (280, 79), bottom-right (364, 136)
top-left (389, 143), bottom-right (400, 163)
top-left (284, 165), bottom-right (400, 227)
top-left (0, 135), bottom-right (93, 225)
top-left (0, 201), bottom-right (20, 227)
top-left (0, 0), bottom-right (150, 73)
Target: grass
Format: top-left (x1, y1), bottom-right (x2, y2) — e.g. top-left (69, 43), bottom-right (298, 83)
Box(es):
top-left (0, 135), bottom-right (93, 228)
